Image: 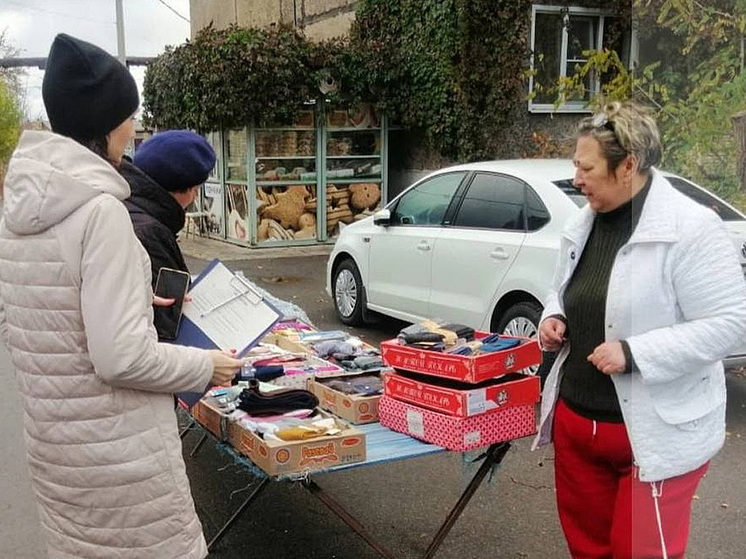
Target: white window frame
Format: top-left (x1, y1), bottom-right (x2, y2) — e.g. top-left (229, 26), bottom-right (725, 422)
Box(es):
top-left (529, 4), bottom-right (611, 114)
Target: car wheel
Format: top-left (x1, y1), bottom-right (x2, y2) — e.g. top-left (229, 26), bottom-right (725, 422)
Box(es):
top-left (496, 301), bottom-right (542, 339)
top-left (495, 301), bottom-right (543, 375)
top-left (333, 259), bottom-right (366, 326)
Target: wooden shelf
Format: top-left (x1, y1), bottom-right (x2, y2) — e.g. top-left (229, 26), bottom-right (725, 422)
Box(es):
top-left (255, 180), bottom-right (318, 186)
top-left (326, 155), bottom-right (380, 159)
top-left (256, 156), bottom-right (316, 160)
top-left (326, 127), bottom-right (381, 132)
top-left (324, 178), bottom-right (382, 184)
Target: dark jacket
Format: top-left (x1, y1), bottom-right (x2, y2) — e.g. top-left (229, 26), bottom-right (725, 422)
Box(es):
top-left (120, 160), bottom-right (188, 283)
top-left (120, 161), bottom-right (189, 340)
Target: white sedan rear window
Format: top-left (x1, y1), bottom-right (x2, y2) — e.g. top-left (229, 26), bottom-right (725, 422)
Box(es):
top-left (552, 177), bottom-right (745, 221)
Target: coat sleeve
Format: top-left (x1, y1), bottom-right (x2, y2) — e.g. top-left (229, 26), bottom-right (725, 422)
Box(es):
top-left (626, 211), bottom-right (746, 385)
top-left (538, 242), bottom-right (567, 350)
top-left (0, 219), bottom-right (6, 346)
top-left (80, 196), bottom-right (213, 393)
top-left (0, 288), bottom-right (7, 347)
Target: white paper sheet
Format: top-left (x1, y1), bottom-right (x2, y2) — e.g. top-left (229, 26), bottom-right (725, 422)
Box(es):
top-left (182, 261), bottom-right (280, 352)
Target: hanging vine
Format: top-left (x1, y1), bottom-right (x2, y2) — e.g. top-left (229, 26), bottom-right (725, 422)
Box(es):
top-left (143, 1), bottom-right (535, 161)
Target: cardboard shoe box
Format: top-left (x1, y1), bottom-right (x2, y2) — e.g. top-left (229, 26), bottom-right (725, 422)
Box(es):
top-left (307, 372), bottom-right (383, 424)
top-left (226, 411), bottom-right (366, 477)
top-left (383, 370), bottom-right (540, 418)
top-left (191, 395), bottom-right (232, 441)
top-left (380, 333), bottom-right (541, 384)
top-left (378, 395), bottom-right (537, 452)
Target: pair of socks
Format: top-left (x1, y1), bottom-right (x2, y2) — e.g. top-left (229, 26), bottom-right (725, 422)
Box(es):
top-left (238, 379), bottom-right (319, 416)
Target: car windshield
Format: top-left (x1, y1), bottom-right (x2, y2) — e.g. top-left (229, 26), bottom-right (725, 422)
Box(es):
top-left (552, 177), bottom-right (745, 221)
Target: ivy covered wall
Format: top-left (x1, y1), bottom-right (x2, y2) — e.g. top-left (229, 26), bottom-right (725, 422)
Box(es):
top-left (146, 0), bottom-right (630, 168)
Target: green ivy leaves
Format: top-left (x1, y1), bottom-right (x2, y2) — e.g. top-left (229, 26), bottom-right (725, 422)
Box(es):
top-left (142, 1), bottom-right (531, 161)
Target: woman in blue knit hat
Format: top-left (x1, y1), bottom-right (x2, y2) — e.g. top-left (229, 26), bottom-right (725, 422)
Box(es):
top-left (120, 130), bottom-right (216, 339)
top-left (0, 34), bottom-right (241, 559)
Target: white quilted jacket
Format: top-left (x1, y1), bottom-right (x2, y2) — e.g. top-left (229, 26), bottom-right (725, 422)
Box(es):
top-left (534, 169), bottom-right (746, 482)
top-left (0, 131), bottom-right (213, 558)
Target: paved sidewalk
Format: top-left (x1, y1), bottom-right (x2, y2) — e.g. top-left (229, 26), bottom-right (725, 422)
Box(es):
top-left (178, 234), bottom-right (334, 262)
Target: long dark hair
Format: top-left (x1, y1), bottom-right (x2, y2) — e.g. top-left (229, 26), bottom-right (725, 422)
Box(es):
top-left (75, 135), bottom-right (114, 165)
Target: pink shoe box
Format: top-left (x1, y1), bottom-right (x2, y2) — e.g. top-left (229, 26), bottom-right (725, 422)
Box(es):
top-left (380, 333), bottom-right (541, 384)
top-left (378, 395), bottom-right (537, 452)
top-left (383, 370), bottom-right (539, 418)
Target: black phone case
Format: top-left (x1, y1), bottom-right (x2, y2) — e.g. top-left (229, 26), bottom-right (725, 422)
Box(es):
top-left (153, 268), bottom-right (190, 340)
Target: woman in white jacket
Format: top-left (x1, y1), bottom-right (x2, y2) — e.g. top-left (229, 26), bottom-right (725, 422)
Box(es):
top-left (0, 34), bottom-right (242, 558)
top-left (536, 100), bottom-right (746, 558)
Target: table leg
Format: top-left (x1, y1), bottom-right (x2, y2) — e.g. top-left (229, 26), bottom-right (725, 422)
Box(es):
top-left (422, 442), bottom-right (511, 559)
top-left (179, 417), bottom-right (196, 439)
top-left (303, 479), bottom-right (398, 559)
top-left (207, 477), bottom-right (271, 551)
top-left (190, 432), bottom-right (208, 457)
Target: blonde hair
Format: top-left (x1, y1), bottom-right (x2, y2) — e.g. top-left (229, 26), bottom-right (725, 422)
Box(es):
top-left (577, 100), bottom-right (662, 173)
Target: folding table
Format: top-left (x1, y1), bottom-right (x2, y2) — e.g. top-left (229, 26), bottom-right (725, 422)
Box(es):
top-left (184, 418), bottom-right (512, 559)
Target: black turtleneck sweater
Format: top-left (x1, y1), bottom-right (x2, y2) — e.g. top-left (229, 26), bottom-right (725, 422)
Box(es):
top-left (559, 175), bottom-right (652, 423)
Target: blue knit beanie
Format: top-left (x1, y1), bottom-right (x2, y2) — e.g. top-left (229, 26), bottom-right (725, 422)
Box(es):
top-left (133, 130), bottom-right (216, 191)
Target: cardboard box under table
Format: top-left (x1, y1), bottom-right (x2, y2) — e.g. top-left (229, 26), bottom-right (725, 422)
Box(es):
top-left (307, 371), bottom-right (383, 424)
top-left (380, 333), bottom-right (541, 384)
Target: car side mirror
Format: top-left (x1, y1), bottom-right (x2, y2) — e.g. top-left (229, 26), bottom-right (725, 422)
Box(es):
top-left (373, 209), bottom-right (391, 227)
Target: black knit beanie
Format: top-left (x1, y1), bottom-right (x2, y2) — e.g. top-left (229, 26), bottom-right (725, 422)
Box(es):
top-left (42, 33), bottom-right (139, 141)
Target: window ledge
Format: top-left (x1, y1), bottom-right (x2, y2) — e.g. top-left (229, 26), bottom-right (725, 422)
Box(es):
top-left (528, 103), bottom-right (593, 115)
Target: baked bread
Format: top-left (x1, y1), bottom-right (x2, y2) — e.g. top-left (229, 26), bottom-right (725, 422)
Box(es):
top-left (349, 182), bottom-right (381, 210)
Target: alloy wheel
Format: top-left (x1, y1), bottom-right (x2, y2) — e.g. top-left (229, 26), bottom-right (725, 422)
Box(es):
top-left (503, 316), bottom-right (537, 339)
top-left (335, 269), bottom-right (358, 318)
top-left (503, 316), bottom-right (539, 374)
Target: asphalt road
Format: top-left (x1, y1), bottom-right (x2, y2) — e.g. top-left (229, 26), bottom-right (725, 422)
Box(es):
top-left (181, 253), bottom-right (746, 559)
top-left (1, 251), bottom-right (744, 558)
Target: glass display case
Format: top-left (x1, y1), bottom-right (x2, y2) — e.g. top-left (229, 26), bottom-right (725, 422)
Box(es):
top-left (324, 104), bottom-right (384, 239)
top-left (224, 128), bottom-right (250, 243)
top-left (254, 109), bottom-right (319, 245)
top-left (201, 131), bottom-right (225, 238)
top-left (200, 104), bottom-right (387, 247)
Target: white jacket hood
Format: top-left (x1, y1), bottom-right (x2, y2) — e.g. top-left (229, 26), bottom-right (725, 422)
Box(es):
top-left (2, 130), bottom-right (130, 235)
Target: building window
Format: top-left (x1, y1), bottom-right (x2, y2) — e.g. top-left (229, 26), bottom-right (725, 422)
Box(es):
top-left (529, 5), bottom-right (631, 113)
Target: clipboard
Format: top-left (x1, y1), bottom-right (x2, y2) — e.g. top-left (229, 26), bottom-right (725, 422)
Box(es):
top-left (174, 259), bottom-right (281, 407)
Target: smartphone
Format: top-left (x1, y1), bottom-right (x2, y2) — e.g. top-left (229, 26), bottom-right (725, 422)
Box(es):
top-left (153, 267), bottom-right (191, 340)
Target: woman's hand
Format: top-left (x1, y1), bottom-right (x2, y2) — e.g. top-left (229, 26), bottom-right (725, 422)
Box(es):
top-left (539, 317), bottom-right (567, 351)
top-left (153, 295), bottom-right (191, 307)
top-left (588, 342), bottom-right (626, 375)
top-left (207, 350), bottom-right (242, 386)
top-left (153, 295), bottom-right (175, 307)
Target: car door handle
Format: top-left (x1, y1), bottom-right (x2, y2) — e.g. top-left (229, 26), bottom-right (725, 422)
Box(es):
top-left (490, 248), bottom-right (510, 260)
top-left (417, 241), bottom-right (431, 252)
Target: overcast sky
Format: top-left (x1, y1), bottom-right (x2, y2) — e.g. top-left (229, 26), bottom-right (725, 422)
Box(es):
top-left (1, 0), bottom-right (191, 120)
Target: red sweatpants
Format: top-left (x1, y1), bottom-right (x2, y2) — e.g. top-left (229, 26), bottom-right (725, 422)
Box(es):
top-left (553, 398), bottom-right (708, 559)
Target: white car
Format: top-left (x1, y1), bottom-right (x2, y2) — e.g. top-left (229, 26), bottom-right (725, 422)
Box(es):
top-left (326, 160), bottom-right (746, 367)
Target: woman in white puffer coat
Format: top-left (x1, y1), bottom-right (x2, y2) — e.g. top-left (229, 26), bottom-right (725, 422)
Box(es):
top-left (0, 34), bottom-right (242, 559)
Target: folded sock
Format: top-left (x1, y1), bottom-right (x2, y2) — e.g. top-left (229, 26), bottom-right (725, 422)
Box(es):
top-left (479, 338), bottom-right (522, 352)
top-left (238, 379), bottom-right (319, 416)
